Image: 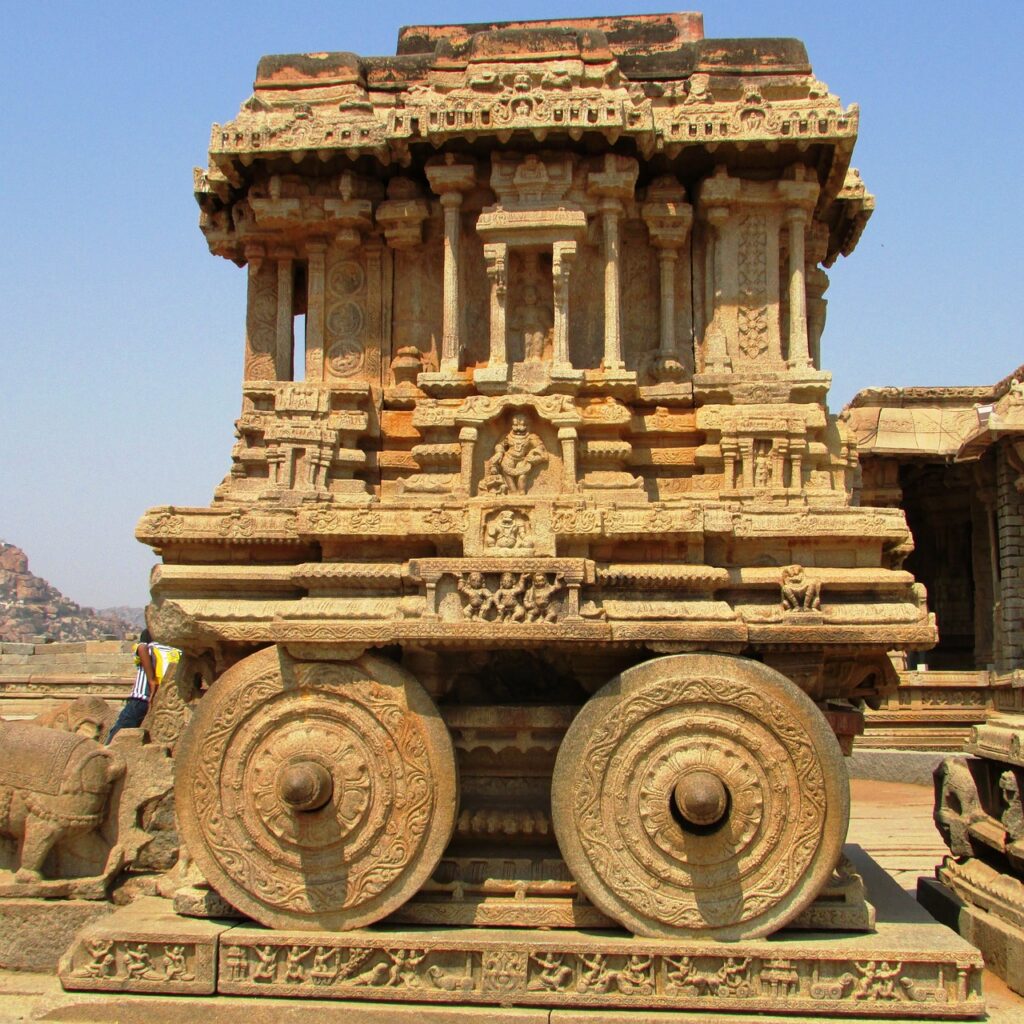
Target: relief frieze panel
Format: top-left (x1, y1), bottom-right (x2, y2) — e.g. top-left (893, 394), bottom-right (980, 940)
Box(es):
top-left (215, 932), bottom-right (982, 1012)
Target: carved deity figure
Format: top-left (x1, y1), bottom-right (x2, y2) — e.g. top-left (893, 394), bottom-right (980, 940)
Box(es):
top-left (524, 572), bottom-right (565, 623)
top-left (579, 954), bottom-right (653, 995)
top-left (514, 282), bottom-right (553, 362)
top-left (163, 945), bottom-right (194, 982)
top-left (457, 571), bottom-right (493, 620)
top-left (754, 443), bottom-right (772, 488)
top-left (528, 952), bottom-right (574, 991)
top-left (252, 945), bottom-right (278, 981)
top-left (386, 948), bottom-right (426, 987)
top-left (285, 945), bottom-right (312, 982)
top-left (311, 946), bottom-right (340, 985)
top-left (780, 564), bottom-right (821, 612)
top-left (853, 960), bottom-right (906, 1001)
top-left (482, 413), bottom-right (548, 495)
top-left (512, 152), bottom-right (548, 201)
top-left (716, 957), bottom-right (752, 995)
top-left (665, 956), bottom-right (694, 992)
top-left (124, 944), bottom-right (152, 980)
top-left (493, 572), bottom-right (529, 623)
top-left (486, 509), bottom-right (530, 550)
top-left (79, 939), bottom-right (116, 979)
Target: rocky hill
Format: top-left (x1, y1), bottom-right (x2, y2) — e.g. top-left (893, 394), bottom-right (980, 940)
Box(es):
top-left (0, 541), bottom-right (138, 642)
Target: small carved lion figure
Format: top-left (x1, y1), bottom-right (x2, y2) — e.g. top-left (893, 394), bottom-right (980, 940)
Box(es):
top-left (457, 571), bottom-right (493, 620)
top-left (482, 413), bottom-right (548, 495)
top-left (780, 564), bottom-right (821, 612)
top-left (524, 572), bottom-right (565, 623)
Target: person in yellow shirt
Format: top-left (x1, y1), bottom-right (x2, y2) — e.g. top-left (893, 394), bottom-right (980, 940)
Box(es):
top-left (106, 629), bottom-right (180, 742)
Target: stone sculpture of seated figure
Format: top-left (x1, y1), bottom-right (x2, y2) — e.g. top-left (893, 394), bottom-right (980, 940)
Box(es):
top-left (780, 564), bottom-right (821, 612)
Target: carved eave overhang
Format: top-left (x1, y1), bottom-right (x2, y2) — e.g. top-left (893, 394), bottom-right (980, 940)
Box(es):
top-left (197, 17), bottom-right (862, 258)
top-left (822, 168), bottom-right (875, 266)
top-left (957, 384), bottom-right (1024, 463)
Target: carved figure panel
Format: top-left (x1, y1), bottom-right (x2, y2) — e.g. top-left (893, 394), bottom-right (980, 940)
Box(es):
top-left (478, 411), bottom-right (555, 497)
top-left (455, 571), bottom-right (565, 624)
top-left (483, 508), bottom-right (534, 554)
top-left (508, 251), bottom-right (554, 364)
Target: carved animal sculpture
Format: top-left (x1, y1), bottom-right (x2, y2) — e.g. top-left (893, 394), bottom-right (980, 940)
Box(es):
top-left (933, 756), bottom-right (984, 857)
top-left (0, 721), bottom-right (125, 882)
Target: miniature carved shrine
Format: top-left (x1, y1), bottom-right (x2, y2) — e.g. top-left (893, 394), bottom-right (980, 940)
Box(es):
top-left (52, 12), bottom-right (990, 1017)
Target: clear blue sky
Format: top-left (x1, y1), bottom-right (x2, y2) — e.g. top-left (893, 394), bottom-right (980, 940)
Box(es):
top-left (1, 1), bottom-right (1021, 609)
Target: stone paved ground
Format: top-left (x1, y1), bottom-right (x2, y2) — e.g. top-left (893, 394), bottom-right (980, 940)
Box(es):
top-left (1, 780), bottom-right (1021, 1022)
top-left (848, 778), bottom-right (950, 896)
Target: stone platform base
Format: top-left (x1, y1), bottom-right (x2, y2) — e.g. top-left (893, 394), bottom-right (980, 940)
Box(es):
top-left (919, 876), bottom-right (1024, 997)
top-left (59, 849), bottom-right (985, 1019)
top-left (0, 898), bottom-right (113, 972)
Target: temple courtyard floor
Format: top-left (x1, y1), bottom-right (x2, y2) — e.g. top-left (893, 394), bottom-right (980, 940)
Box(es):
top-left (0, 779), bottom-right (1021, 1022)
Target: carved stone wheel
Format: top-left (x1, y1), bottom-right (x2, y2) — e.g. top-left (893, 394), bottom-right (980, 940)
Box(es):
top-left (175, 645), bottom-right (457, 931)
top-left (551, 653), bottom-right (849, 940)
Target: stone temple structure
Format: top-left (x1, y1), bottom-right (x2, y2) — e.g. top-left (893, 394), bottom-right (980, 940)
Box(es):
top-left (3, 11), bottom-right (993, 1018)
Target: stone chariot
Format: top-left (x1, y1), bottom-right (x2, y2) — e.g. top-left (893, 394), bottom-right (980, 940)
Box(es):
top-left (99, 12), bottom-right (980, 1016)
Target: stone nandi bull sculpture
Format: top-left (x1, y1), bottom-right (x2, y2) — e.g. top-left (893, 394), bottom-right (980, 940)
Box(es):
top-left (0, 720), bottom-right (124, 883)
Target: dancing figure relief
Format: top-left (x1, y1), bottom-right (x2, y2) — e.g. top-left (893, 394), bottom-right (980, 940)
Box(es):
top-left (480, 414), bottom-right (549, 495)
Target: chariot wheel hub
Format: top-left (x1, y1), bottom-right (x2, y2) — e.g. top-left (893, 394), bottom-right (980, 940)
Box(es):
top-left (673, 768), bottom-right (728, 827)
top-left (278, 761), bottom-right (333, 812)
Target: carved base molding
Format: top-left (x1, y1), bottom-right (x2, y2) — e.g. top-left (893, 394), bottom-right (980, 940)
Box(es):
top-left (60, 854), bottom-right (985, 1018)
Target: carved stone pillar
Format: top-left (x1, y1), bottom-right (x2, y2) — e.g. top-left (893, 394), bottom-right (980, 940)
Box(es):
top-left (587, 154), bottom-right (638, 378)
top-left (551, 241), bottom-right (580, 378)
top-left (777, 167), bottom-right (819, 372)
top-left (274, 251), bottom-right (295, 381)
top-left (266, 448), bottom-right (285, 488)
top-left (786, 209), bottom-right (811, 370)
top-left (439, 193), bottom-right (463, 374)
top-left (703, 208), bottom-right (731, 373)
top-left (740, 438), bottom-right (755, 489)
top-left (425, 157), bottom-right (477, 377)
top-left (305, 240), bottom-right (327, 381)
top-left (458, 426), bottom-right (477, 496)
top-left (475, 243), bottom-right (509, 392)
top-left (559, 427), bottom-right (578, 492)
top-left (721, 439), bottom-right (739, 491)
top-left (773, 439), bottom-right (789, 492)
top-left (243, 243), bottom-right (273, 382)
top-left (806, 222), bottom-right (830, 370)
top-left (642, 176), bottom-right (693, 380)
top-left (789, 440), bottom-right (806, 492)
top-left (600, 200), bottom-right (624, 371)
